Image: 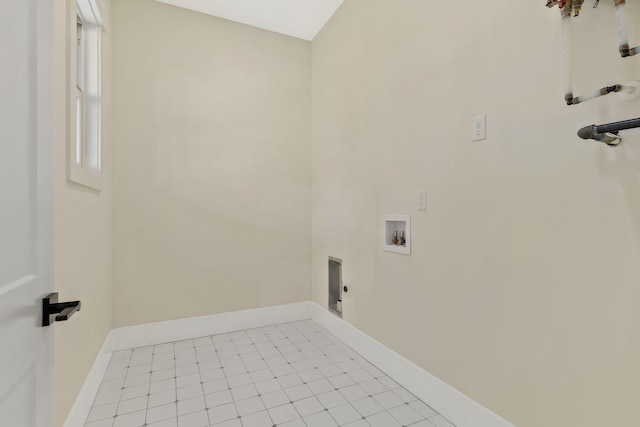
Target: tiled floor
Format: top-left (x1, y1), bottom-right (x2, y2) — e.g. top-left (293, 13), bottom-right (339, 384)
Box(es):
top-left (85, 320), bottom-right (456, 427)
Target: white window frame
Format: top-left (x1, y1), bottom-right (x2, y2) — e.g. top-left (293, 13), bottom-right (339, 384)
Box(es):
top-left (69, 0), bottom-right (103, 190)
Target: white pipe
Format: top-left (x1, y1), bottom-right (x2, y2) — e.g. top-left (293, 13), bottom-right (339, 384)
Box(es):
top-left (551, 0), bottom-right (637, 105)
top-left (573, 85), bottom-right (622, 104)
top-left (619, 81), bottom-right (640, 101)
top-left (573, 89), bottom-right (604, 104)
top-left (620, 85), bottom-right (635, 95)
top-left (615, 0), bottom-right (630, 57)
top-left (561, 13), bottom-right (573, 104)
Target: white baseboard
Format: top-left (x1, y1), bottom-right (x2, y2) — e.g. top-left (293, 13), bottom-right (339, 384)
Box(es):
top-left (66, 301), bottom-right (514, 427)
top-left (105, 301), bottom-right (313, 352)
top-left (310, 302), bottom-right (516, 427)
top-left (64, 302), bottom-right (312, 427)
top-left (63, 330), bottom-right (113, 427)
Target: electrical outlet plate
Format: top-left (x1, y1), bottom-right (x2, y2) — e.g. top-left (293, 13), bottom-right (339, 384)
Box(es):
top-left (472, 115), bottom-right (487, 141)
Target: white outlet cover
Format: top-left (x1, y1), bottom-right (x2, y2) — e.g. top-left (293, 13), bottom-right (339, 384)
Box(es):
top-left (472, 115), bottom-right (487, 142)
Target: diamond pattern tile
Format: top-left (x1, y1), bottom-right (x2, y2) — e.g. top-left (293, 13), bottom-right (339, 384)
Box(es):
top-left (85, 320), bottom-right (454, 427)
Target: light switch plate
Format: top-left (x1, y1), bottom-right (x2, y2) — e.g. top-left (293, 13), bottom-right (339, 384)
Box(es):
top-left (418, 190), bottom-right (427, 211)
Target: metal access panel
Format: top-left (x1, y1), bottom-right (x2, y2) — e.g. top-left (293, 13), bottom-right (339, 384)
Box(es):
top-left (328, 257), bottom-right (342, 317)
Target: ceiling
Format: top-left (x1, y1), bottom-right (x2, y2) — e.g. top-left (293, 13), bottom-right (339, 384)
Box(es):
top-left (154, 0), bottom-right (344, 41)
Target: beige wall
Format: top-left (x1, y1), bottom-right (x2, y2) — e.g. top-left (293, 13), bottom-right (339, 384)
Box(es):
top-left (311, 1), bottom-right (640, 426)
top-left (53, 0), bottom-right (113, 425)
top-left (111, 0), bottom-right (311, 327)
top-left (51, 0), bottom-right (640, 425)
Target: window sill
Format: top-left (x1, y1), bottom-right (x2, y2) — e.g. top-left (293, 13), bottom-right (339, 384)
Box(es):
top-left (69, 162), bottom-right (102, 191)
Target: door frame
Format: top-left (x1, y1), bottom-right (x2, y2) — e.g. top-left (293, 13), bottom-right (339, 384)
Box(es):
top-left (37, 0), bottom-right (56, 424)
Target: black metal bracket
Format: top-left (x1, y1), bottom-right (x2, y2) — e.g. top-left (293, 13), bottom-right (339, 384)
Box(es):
top-left (578, 117), bottom-right (640, 146)
top-left (42, 293), bottom-right (81, 327)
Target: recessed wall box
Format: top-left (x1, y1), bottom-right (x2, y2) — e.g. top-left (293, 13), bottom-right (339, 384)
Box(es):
top-left (383, 215), bottom-right (411, 255)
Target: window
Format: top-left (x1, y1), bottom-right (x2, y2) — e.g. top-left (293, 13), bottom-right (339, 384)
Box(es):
top-left (70, 0), bottom-right (102, 190)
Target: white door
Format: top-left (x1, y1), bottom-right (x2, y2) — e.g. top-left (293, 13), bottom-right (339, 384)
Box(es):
top-left (0, 0), bottom-right (55, 426)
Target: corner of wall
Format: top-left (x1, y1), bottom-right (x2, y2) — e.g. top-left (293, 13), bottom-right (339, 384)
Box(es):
top-left (53, 0), bottom-right (114, 424)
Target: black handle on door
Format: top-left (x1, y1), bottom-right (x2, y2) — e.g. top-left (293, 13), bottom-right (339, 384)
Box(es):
top-left (42, 293), bottom-right (81, 327)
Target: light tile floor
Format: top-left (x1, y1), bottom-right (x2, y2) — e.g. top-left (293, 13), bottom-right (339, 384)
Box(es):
top-left (85, 320), bottom-right (456, 427)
